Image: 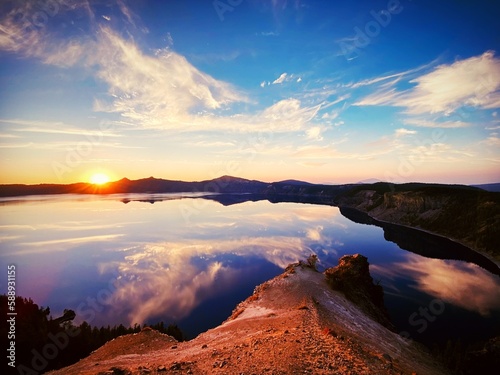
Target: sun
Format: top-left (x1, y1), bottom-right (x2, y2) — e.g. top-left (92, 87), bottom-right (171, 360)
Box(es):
top-left (89, 173), bottom-right (110, 185)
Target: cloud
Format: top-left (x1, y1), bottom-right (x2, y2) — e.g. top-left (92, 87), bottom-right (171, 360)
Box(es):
top-left (403, 118), bottom-right (470, 128)
top-left (0, 118), bottom-right (120, 137)
top-left (355, 51), bottom-right (500, 115)
top-left (273, 72), bottom-right (288, 84)
top-left (305, 126), bottom-right (324, 141)
top-left (259, 31), bottom-right (279, 37)
top-left (1, 2), bottom-right (323, 135)
top-left (116, 0), bottom-right (140, 29)
top-left (395, 128), bottom-right (417, 137)
top-left (90, 28), bottom-right (249, 126)
top-left (0, 1), bottom-right (95, 67)
top-left (347, 60), bottom-right (438, 90)
top-left (260, 80), bottom-right (269, 88)
top-left (483, 134), bottom-right (500, 146)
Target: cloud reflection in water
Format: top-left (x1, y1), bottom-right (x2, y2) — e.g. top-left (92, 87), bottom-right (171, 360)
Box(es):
top-left (382, 254), bottom-right (500, 316)
top-left (104, 235), bottom-right (316, 325)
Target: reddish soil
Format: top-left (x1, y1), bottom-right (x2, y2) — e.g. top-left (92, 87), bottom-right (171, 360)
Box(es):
top-left (47, 262), bottom-right (449, 375)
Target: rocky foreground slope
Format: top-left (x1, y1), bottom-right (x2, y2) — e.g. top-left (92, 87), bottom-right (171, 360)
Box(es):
top-left (48, 255), bottom-right (449, 375)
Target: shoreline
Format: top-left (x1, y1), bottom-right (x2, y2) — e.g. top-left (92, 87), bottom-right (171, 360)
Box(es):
top-left (337, 205), bottom-right (500, 271)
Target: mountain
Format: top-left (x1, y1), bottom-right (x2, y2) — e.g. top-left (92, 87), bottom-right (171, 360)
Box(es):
top-left (0, 176), bottom-right (266, 197)
top-left (472, 183), bottom-right (500, 192)
top-left (276, 179), bottom-right (314, 185)
top-left (0, 176), bottom-right (348, 198)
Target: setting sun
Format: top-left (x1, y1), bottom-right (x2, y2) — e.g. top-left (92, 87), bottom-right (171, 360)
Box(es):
top-left (89, 173), bottom-right (110, 185)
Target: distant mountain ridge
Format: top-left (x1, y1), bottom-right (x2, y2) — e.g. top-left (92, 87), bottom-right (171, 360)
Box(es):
top-left (1, 176), bottom-right (499, 197)
top-left (0, 175), bottom-right (348, 198)
top-left (472, 183), bottom-right (500, 192)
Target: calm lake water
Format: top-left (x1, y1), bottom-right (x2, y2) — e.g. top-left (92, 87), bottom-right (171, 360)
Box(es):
top-left (1, 194), bottom-right (499, 346)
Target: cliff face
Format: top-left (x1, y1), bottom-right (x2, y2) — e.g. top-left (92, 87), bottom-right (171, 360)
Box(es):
top-left (47, 256), bottom-right (449, 375)
top-left (336, 184), bottom-right (500, 263)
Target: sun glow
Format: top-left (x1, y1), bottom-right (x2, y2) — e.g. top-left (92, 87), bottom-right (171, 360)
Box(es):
top-left (89, 173), bottom-right (110, 185)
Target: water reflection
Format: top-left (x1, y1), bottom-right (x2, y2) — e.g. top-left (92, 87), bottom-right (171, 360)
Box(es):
top-left (0, 194), bottom-right (499, 341)
top-left (397, 255), bottom-right (500, 316)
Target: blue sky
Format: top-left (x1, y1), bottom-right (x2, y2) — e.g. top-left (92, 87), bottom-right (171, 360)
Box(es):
top-left (1, 0), bottom-right (499, 184)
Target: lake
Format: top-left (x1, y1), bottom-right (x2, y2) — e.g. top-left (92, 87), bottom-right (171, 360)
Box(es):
top-left (1, 193), bottom-right (499, 347)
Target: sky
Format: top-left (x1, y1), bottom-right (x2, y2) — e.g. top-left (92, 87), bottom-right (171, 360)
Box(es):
top-left (0, 0), bottom-right (499, 185)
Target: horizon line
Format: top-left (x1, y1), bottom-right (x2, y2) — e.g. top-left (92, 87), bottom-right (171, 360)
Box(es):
top-left (1, 175), bottom-right (499, 187)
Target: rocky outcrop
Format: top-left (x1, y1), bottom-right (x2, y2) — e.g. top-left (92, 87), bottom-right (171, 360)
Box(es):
top-left (336, 184), bottom-right (500, 263)
top-left (325, 254), bottom-right (392, 329)
top-left (48, 256), bottom-right (449, 375)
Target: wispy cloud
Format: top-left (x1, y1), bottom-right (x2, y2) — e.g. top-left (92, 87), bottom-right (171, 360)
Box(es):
top-left (394, 128), bottom-right (417, 137)
top-left (355, 51), bottom-right (500, 115)
top-left (482, 134), bottom-right (500, 146)
top-left (346, 59), bottom-right (439, 90)
top-left (0, 118), bottom-right (121, 137)
top-left (402, 118), bottom-right (470, 128)
top-left (92, 27), bottom-right (249, 125)
top-left (259, 31), bottom-right (279, 37)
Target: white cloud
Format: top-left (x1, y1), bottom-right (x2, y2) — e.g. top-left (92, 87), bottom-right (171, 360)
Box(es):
top-left (272, 72), bottom-right (288, 84)
top-left (255, 98), bottom-right (320, 132)
top-left (395, 128), bottom-right (417, 137)
top-left (260, 81), bottom-right (269, 88)
top-left (483, 135), bottom-right (500, 146)
top-left (259, 31), bottom-right (279, 37)
top-left (355, 51), bottom-right (500, 115)
top-left (0, 118), bottom-right (120, 137)
top-left (90, 28), bottom-right (248, 127)
top-left (1, 2), bottom-right (323, 135)
top-left (403, 118), bottom-right (470, 128)
top-left (297, 77), bottom-right (302, 83)
top-left (321, 112), bottom-right (338, 120)
top-left (305, 126), bottom-right (323, 141)
top-left (347, 59), bottom-right (438, 90)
